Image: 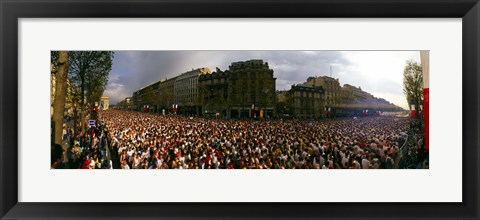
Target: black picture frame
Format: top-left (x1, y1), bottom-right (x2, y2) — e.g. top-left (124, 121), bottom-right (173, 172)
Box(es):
top-left (1, 0), bottom-right (479, 219)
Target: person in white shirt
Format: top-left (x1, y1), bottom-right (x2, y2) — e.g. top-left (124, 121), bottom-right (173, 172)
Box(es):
top-left (121, 160), bottom-right (130, 169)
top-left (127, 147), bottom-right (135, 157)
top-left (372, 158), bottom-right (380, 169)
top-left (341, 155), bottom-right (349, 168)
top-left (352, 160), bottom-right (361, 169)
top-left (89, 160), bottom-right (96, 169)
top-left (361, 156), bottom-right (370, 169)
top-left (141, 149), bottom-right (150, 160)
top-left (132, 154), bottom-right (141, 169)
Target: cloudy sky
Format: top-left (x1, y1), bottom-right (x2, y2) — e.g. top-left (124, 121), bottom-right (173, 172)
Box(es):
top-left (104, 51), bottom-right (421, 110)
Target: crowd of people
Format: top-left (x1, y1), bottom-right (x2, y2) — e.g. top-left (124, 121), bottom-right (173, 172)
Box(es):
top-left (93, 110), bottom-right (427, 169)
top-left (51, 114), bottom-right (111, 169)
top-left (52, 109), bottom-right (428, 169)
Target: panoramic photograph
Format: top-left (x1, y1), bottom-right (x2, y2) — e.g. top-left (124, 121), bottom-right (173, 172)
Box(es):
top-left (50, 51), bottom-right (429, 169)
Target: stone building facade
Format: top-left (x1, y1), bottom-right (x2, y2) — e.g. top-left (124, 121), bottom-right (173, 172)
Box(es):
top-left (132, 80), bottom-right (162, 112)
top-left (337, 84), bottom-right (403, 116)
top-left (158, 78), bottom-right (175, 112)
top-left (289, 84), bottom-right (325, 118)
top-left (128, 61), bottom-right (402, 118)
top-left (198, 69), bottom-right (228, 116)
top-left (304, 76), bottom-right (342, 108)
top-left (173, 68), bottom-right (211, 115)
top-left (198, 60), bottom-right (276, 118)
top-left (132, 68), bottom-right (211, 114)
top-left (50, 68), bottom-right (79, 117)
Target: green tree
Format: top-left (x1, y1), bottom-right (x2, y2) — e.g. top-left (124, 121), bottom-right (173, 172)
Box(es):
top-left (144, 86), bottom-right (161, 112)
top-left (403, 60), bottom-right (423, 117)
top-left (68, 51), bottom-right (114, 132)
top-left (51, 51), bottom-right (69, 145)
top-left (160, 86), bottom-right (173, 110)
top-left (276, 91), bottom-right (291, 116)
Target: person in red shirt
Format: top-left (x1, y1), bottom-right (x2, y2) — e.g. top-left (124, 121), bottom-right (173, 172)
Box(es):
top-left (81, 155), bottom-right (92, 169)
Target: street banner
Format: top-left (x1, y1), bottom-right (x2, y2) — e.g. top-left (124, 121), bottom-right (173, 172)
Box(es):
top-left (421, 50), bottom-right (429, 152)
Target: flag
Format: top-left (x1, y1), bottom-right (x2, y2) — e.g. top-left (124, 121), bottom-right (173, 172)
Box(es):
top-left (421, 51), bottom-right (429, 152)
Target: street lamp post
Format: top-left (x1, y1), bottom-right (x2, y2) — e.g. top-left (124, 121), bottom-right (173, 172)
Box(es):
top-left (262, 88), bottom-right (268, 119)
top-left (242, 85), bottom-right (245, 119)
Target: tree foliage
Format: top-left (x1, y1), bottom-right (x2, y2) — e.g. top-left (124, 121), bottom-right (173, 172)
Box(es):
top-left (403, 60), bottom-right (423, 111)
top-left (144, 86), bottom-right (160, 106)
top-left (52, 51), bottom-right (114, 132)
top-left (68, 51), bottom-right (114, 105)
top-left (276, 91), bottom-right (291, 116)
top-left (51, 51), bottom-right (114, 105)
top-left (160, 87), bottom-right (174, 108)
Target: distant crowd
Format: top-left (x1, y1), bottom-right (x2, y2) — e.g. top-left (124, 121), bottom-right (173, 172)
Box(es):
top-left (51, 110), bottom-right (428, 169)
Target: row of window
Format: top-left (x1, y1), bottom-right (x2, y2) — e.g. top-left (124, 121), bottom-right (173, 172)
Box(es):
top-left (294, 91), bottom-right (323, 98)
